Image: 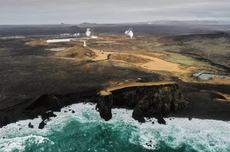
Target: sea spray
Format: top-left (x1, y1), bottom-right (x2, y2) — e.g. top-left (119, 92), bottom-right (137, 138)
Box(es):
top-left (1, 103), bottom-right (230, 152)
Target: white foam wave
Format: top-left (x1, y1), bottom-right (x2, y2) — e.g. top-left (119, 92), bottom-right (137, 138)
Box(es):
top-left (1, 103), bottom-right (230, 152)
top-left (107, 106), bottom-right (230, 151)
top-left (0, 135), bottom-right (52, 152)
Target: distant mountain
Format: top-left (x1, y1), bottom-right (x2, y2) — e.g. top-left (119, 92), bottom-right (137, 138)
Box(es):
top-left (145, 20), bottom-right (224, 25)
top-left (78, 22), bottom-right (98, 27)
top-left (78, 22), bottom-right (119, 27)
top-left (76, 20), bottom-right (230, 28)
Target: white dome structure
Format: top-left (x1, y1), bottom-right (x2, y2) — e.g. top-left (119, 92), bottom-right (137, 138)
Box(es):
top-left (86, 28), bottom-right (91, 37)
top-left (125, 29), bottom-right (134, 38)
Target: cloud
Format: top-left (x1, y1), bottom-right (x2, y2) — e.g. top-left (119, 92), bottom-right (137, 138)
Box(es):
top-left (0, 0), bottom-right (230, 24)
top-left (123, 1), bottom-right (230, 21)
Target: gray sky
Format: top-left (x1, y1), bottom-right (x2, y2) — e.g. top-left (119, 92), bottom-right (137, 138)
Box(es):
top-left (1, 0), bottom-right (230, 24)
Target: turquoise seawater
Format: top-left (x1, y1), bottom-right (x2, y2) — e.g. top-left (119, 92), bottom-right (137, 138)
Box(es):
top-left (1, 103), bottom-right (230, 152)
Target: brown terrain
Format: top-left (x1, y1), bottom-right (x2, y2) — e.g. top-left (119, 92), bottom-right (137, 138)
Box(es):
top-left (0, 25), bottom-right (230, 127)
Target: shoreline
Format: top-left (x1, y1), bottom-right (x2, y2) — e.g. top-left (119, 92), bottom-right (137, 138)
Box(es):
top-left (1, 102), bottom-right (230, 152)
top-left (1, 81), bottom-right (230, 128)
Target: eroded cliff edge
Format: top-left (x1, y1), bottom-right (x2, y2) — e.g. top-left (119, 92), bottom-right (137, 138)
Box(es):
top-left (96, 82), bottom-right (187, 124)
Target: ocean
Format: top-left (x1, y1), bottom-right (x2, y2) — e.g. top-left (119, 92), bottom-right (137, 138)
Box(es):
top-left (1, 103), bottom-right (230, 152)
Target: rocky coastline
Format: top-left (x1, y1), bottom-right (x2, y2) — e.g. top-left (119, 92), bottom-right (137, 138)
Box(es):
top-left (0, 82), bottom-right (188, 129)
top-left (96, 82), bottom-right (187, 124)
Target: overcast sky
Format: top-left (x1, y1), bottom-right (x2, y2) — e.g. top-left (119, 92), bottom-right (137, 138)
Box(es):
top-left (1, 0), bottom-right (230, 24)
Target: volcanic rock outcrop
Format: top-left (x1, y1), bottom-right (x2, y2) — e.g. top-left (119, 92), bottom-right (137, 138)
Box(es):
top-left (96, 82), bottom-right (187, 123)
